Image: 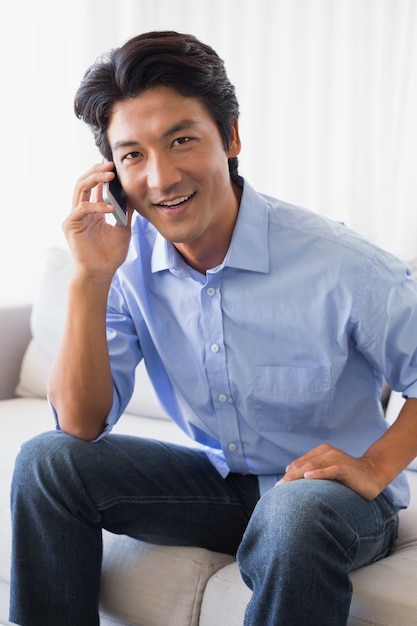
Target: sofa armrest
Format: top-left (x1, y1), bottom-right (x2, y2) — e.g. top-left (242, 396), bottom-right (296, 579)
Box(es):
top-left (0, 304), bottom-right (32, 399)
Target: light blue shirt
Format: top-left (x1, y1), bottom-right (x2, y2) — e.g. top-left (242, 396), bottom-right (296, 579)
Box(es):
top-left (104, 179), bottom-right (417, 508)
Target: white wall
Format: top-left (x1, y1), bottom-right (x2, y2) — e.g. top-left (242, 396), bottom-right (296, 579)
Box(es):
top-left (1, 0), bottom-right (417, 304)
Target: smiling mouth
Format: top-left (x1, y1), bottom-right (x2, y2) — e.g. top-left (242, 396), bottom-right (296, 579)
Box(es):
top-left (157, 193), bottom-right (195, 208)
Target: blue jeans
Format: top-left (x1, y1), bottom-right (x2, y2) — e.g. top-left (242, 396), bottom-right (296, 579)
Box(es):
top-left (9, 431), bottom-right (398, 626)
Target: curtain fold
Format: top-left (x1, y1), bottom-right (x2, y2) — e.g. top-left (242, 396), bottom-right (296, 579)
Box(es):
top-left (1, 0), bottom-right (416, 303)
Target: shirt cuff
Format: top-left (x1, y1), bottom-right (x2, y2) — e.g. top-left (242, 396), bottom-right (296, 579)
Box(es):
top-left (47, 389), bottom-right (120, 442)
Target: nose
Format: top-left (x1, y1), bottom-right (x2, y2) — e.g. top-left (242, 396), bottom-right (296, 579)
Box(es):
top-left (146, 151), bottom-right (181, 192)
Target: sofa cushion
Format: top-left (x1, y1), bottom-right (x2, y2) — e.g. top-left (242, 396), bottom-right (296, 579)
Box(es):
top-left (199, 562), bottom-right (250, 626)
top-left (100, 532), bottom-right (235, 626)
top-left (15, 247), bottom-right (169, 420)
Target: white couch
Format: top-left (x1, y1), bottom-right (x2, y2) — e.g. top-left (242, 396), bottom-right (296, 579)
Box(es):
top-left (1, 247), bottom-right (417, 626)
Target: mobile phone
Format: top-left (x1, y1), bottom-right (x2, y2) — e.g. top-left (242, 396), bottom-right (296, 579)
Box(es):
top-left (102, 168), bottom-right (128, 226)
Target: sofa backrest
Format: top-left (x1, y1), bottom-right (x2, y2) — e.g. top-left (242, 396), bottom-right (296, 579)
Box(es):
top-left (15, 247), bottom-right (169, 420)
top-left (0, 304), bottom-right (32, 400)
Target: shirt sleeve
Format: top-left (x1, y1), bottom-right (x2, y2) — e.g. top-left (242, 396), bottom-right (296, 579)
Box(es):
top-left (100, 275), bottom-right (144, 435)
top-left (352, 247), bottom-right (417, 398)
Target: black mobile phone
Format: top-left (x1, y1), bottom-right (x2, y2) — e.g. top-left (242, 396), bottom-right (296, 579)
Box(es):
top-left (102, 168), bottom-right (128, 226)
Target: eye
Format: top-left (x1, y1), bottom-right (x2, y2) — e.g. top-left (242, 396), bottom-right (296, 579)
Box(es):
top-left (172, 136), bottom-right (191, 147)
top-left (123, 150), bottom-right (142, 160)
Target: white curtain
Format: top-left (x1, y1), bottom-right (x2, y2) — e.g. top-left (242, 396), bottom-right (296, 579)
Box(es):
top-left (1, 0), bottom-right (416, 304)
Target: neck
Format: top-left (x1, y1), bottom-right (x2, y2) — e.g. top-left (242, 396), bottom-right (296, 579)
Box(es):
top-left (174, 182), bottom-right (242, 274)
top-left (175, 244), bottom-right (227, 275)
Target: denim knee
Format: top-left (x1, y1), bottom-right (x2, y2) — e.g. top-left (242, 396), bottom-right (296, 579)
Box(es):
top-left (11, 429), bottom-right (103, 510)
top-left (13, 430), bottom-right (85, 482)
top-left (236, 480), bottom-right (362, 626)
top-left (237, 477), bottom-right (399, 578)
top-left (11, 429), bottom-right (106, 530)
top-left (237, 479), bottom-right (364, 572)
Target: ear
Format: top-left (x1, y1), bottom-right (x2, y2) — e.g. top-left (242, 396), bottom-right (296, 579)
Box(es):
top-left (227, 118), bottom-right (241, 158)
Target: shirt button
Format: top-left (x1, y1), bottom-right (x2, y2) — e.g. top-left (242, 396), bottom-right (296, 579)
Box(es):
top-left (211, 343), bottom-right (219, 353)
top-left (228, 443), bottom-right (237, 451)
top-left (207, 287), bottom-right (215, 296)
top-left (218, 394), bottom-right (227, 402)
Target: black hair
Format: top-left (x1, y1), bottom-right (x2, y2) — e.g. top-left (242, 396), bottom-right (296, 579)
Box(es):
top-left (74, 31), bottom-right (240, 181)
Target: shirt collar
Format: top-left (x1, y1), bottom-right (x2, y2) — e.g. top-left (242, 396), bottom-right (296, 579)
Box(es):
top-left (151, 178), bottom-right (270, 275)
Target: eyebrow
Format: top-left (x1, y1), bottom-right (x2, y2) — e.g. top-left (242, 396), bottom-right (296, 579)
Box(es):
top-left (112, 119), bottom-right (199, 152)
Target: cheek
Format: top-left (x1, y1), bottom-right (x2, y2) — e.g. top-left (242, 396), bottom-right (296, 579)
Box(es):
top-left (123, 186), bottom-right (147, 216)
top-left (121, 177), bottom-right (138, 197)
top-left (121, 176), bottom-right (145, 207)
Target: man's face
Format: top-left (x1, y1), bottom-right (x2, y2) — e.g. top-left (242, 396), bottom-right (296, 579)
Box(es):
top-left (107, 86), bottom-right (241, 268)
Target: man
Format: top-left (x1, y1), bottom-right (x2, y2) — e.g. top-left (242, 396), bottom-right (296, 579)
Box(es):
top-left (9, 30), bottom-right (417, 625)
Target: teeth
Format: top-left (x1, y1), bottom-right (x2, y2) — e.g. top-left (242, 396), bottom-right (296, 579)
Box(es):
top-left (160, 195), bottom-right (191, 207)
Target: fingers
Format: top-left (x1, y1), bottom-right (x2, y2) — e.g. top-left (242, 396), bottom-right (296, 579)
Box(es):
top-left (274, 446), bottom-right (379, 500)
top-left (72, 161), bottom-right (115, 209)
top-left (276, 444), bottom-right (344, 485)
top-left (63, 201), bottom-right (109, 234)
top-left (65, 162), bottom-right (119, 236)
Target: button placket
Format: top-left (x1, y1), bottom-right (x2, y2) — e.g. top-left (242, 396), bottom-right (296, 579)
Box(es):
top-left (200, 277), bottom-right (248, 474)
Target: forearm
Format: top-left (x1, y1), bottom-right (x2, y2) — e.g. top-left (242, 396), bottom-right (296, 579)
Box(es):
top-left (277, 398), bottom-right (417, 500)
top-left (362, 397), bottom-right (417, 492)
top-left (48, 271), bottom-right (114, 440)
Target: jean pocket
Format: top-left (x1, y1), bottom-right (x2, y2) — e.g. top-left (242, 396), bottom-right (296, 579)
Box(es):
top-left (250, 365), bottom-right (332, 432)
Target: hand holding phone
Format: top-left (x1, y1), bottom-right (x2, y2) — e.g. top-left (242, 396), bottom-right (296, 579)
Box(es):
top-left (102, 168), bottom-right (128, 226)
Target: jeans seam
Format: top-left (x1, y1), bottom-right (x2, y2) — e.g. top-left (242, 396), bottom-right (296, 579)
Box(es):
top-left (96, 494), bottom-right (242, 511)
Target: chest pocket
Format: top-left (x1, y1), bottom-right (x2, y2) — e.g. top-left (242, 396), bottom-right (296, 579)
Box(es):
top-left (250, 365), bottom-right (332, 432)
